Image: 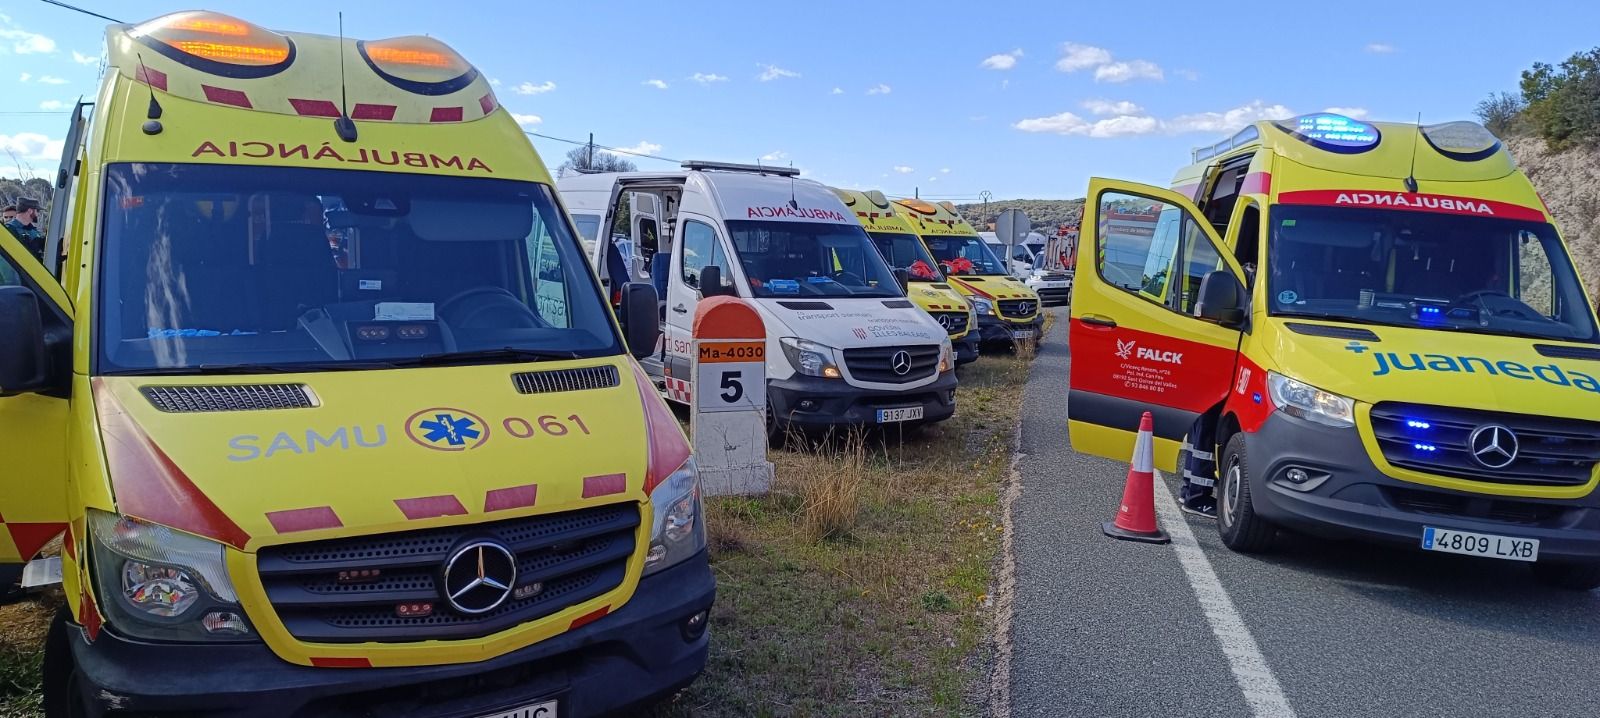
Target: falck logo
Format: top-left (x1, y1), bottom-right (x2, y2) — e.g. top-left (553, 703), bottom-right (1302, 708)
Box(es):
top-left (405, 407), bottom-right (489, 451)
top-left (891, 350), bottom-right (913, 375)
top-left (1468, 424), bottom-right (1520, 469)
top-left (441, 541), bottom-right (517, 614)
top-left (1115, 339), bottom-right (1136, 360)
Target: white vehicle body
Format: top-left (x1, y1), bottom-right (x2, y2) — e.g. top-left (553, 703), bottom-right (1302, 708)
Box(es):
top-left (559, 163), bottom-right (958, 429)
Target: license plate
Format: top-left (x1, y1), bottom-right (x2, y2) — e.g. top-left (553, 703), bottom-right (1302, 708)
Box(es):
top-left (477, 700), bottom-right (557, 718)
top-left (1421, 526), bottom-right (1539, 562)
top-left (1039, 281), bottom-right (1067, 289)
top-left (1011, 329), bottom-right (1036, 340)
top-left (876, 406), bottom-right (924, 423)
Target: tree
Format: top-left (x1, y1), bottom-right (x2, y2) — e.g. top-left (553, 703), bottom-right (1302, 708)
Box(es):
top-left (0, 176), bottom-right (53, 213)
top-left (1474, 92), bottom-right (1524, 137)
top-left (557, 145), bottom-right (638, 176)
top-left (1519, 47), bottom-right (1600, 150)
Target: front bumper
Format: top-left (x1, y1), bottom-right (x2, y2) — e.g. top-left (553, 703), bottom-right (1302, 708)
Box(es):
top-left (975, 314), bottom-right (1043, 344)
top-left (770, 371), bottom-right (957, 429)
top-left (954, 335), bottom-right (980, 365)
top-left (66, 552), bottom-right (715, 717)
top-left (1244, 414), bottom-right (1600, 561)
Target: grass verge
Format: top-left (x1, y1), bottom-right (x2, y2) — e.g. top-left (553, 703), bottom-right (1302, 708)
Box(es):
top-left (656, 349), bottom-right (1032, 717)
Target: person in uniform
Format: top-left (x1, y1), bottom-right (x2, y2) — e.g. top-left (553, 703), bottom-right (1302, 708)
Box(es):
top-left (3, 197), bottom-right (46, 262)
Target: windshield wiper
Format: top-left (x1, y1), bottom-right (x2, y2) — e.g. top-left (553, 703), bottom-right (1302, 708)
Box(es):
top-left (407, 347), bottom-right (585, 367)
top-left (1273, 311), bottom-right (1395, 328)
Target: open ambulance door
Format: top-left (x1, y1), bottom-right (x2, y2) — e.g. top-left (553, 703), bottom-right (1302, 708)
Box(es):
top-left (0, 218), bottom-right (73, 582)
top-left (1068, 178), bottom-right (1248, 472)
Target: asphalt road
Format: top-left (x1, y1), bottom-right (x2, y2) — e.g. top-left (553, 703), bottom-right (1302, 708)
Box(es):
top-left (1008, 307), bottom-right (1600, 718)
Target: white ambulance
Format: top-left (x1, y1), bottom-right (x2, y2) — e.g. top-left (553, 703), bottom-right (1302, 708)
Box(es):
top-left (559, 162), bottom-right (957, 433)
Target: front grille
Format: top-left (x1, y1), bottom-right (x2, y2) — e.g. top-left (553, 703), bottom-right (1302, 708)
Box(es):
top-left (511, 366), bottom-right (620, 395)
top-left (142, 384), bottom-right (315, 413)
top-left (1370, 403), bottom-right (1600, 486)
top-left (1034, 286), bottom-right (1072, 303)
top-left (998, 299), bottom-right (1038, 319)
top-left (256, 503), bottom-right (639, 643)
top-left (1385, 487), bottom-right (1568, 526)
top-left (842, 345), bottom-right (940, 384)
top-left (931, 311), bottom-right (970, 336)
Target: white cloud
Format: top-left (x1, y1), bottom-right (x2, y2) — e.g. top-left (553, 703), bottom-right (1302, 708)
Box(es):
top-left (18, 72), bottom-right (29, 82)
top-left (940, 168), bottom-right (951, 174)
top-left (1365, 42), bottom-right (1396, 54)
top-left (893, 165), bottom-right (915, 174)
top-left (758, 64), bottom-right (800, 82)
top-left (513, 80), bottom-right (556, 95)
top-left (643, 79), bottom-right (668, 90)
top-left (614, 140), bottom-right (662, 157)
top-left (981, 48), bottom-right (1023, 71)
top-left (0, 132), bottom-right (66, 175)
top-left (511, 113), bottom-right (542, 127)
top-left (1323, 106), bottom-right (1369, 119)
top-left (1176, 68), bottom-right (1201, 82)
top-left (1082, 99), bottom-right (1144, 116)
top-left (830, 87), bottom-right (844, 95)
top-left (1166, 101), bottom-right (1294, 133)
top-left (1015, 100), bottom-right (1292, 138)
top-left (1013, 111), bottom-right (1162, 138)
top-left (38, 75), bottom-right (66, 85)
top-left (866, 83), bottom-right (892, 95)
top-left (760, 150), bottom-right (788, 162)
top-left (1095, 60), bottom-right (1163, 83)
top-left (490, 77), bottom-right (502, 87)
top-left (38, 100), bottom-right (66, 111)
top-left (1056, 43), bottom-right (1112, 72)
top-left (0, 26), bottom-right (55, 55)
top-left (690, 72), bottom-right (728, 84)
top-left (71, 50), bottom-right (96, 65)
top-left (927, 176), bottom-right (938, 182)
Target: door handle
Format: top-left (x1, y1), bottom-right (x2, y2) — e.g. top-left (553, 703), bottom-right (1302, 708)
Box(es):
top-left (1081, 314), bottom-right (1117, 328)
top-left (672, 304), bottom-right (689, 314)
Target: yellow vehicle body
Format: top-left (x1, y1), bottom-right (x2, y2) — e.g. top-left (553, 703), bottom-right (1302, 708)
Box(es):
top-left (1068, 113), bottom-right (1600, 580)
top-left (0, 12), bottom-right (711, 715)
top-left (833, 188), bottom-right (979, 364)
top-left (891, 198), bottom-right (1044, 346)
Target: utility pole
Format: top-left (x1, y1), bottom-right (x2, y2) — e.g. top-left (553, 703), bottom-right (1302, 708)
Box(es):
top-left (980, 190), bottom-right (992, 230)
top-left (586, 133), bottom-right (595, 169)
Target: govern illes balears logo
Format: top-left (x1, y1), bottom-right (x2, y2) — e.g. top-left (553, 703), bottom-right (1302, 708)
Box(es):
top-left (1346, 343), bottom-right (1600, 395)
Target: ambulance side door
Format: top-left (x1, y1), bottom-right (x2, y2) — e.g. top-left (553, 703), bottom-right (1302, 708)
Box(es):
top-left (1068, 179), bottom-right (1247, 471)
top-left (0, 228), bottom-right (73, 570)
top-left (665, 213), bottom-right (736, 397)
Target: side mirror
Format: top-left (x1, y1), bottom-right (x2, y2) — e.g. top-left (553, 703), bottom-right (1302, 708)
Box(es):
top-left (619, 282), bottom-right (662, 360)
top-left (892, 267), bottom-right (910, 291)
top-left (0, 286), bottom-right (49, 395)
top-left (699, 266), bottom-right (729, 298)
top-left (1194, 270), bottom-right (1247, 329)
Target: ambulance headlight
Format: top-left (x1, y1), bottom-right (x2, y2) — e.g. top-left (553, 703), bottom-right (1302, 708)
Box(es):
top-left (781, 337), bottom-right (842, 379)
top-left (939, 337), bottom-right (954, 373)
top-left (88, 511), bottom-right (255, 642)
top-left (970, 297), bottom-right (995, 316)
top-left (644, 459), bottom-right (706, 576)
top-left (1266, 372), bottom-right (1354, 428)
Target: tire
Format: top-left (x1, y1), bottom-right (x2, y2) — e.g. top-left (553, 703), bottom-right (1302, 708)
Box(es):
top-left (1218, 433), bottom-right (1275, 553)
top-left (43, 608), bottom-right (89, 718)
top-left (1531, 560), bottom-right (1600, 591)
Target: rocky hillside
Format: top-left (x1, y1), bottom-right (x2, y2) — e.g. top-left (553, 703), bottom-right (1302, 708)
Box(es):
top-left (1509, 136), bottom-right (1600, 300)
top-left (954, 199), bottom-right (1085, 233)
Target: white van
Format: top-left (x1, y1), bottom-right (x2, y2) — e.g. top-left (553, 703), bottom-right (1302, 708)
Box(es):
top-left (559, 162), bottom-right (957, 432)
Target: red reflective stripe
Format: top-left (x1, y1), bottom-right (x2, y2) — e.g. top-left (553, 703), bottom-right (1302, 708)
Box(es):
top-left (582, 473), bottom-right (626, 498)
top-left (478, 93), bottom-right (497, 114)
top-left (6, 523), bottom-right (66, 561)
top-left (79, 593), bottom-right (102, 642)
top-left (630, 363), bottom-right (692, 495)
top-left (1240, 171), bottom-right (1272, 196)
top-left (1277, 190), bottom-right (1545, 222)
top-left (288, 98), bottom-right (341, 118)
top-left (484, 484), bottom-right (539, 512)
top-left (265, 506), bottom-right (343, 533)
top-left (351, 103), bottom-right (396, 120)
top-left (949, 277), bottom-right (995, 300)
top-left (430, 106), bottom-right (464, 122)
top-left (1222, 355), bottom-right (1275, 433)
top-left (136, 65), bottom-right (167, 91)
top-left (201, 85), bottom-right (252, 109)
top-left (62, 526), bottom-right (75, 560)
top-left (569, 606), bottom-right (610, 630)
top-left (310, 657), bottom-right (371, 668)
top-left (394, 495), bottom-right (468, 520)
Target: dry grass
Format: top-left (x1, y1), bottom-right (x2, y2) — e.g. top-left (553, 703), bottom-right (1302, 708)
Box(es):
top-left (0, 592), bottom-right (60, 717)
top-left (794, 430), bottom-right (869, 542)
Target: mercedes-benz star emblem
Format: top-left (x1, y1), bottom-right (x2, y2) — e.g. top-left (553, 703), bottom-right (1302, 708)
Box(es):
top-left (937, 314), bottom-right (954, 329)
top-left (890, 350), bottom-right (913, 376)
top-left (1468, 424), bottom-right (1519, 469)
top-left (442, 541), bottom-right (517, 615)
top-left (1018, 302), bottom-right (1035, 314)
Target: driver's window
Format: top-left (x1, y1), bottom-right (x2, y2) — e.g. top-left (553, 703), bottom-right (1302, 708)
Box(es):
top-left (1516, 229), bottom-right (1558, 318)
top-left (680, 220), bottom-right (731, 292)
top-left (1097, 190), bottom-right (1226, 318)
top-left (527, 213), bottom-right (570, 329)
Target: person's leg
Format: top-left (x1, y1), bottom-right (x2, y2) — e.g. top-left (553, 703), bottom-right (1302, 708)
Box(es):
top-left (1179, 416), bottom-right (1218, 518)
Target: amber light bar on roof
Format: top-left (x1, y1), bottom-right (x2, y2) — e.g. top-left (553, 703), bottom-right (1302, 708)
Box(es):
top-left (130, 10), bottom-right (295, 77)
top-left (359, 36), bottom-right (478, 95)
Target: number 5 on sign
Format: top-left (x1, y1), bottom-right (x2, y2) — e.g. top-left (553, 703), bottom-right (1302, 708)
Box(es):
top-left (696, 341), bottom-right (765, 413)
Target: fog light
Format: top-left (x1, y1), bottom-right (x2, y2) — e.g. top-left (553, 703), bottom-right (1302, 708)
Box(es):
top-left (797, 399), bottom-right (819, 411)
top-left (682, 609), bottom-right (709, 641)
top-left (1286, 468), bottom-right (1310, 484)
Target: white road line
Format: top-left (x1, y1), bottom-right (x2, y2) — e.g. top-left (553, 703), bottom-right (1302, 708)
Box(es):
top-left (1152, 473), bottom-right (1298, 718)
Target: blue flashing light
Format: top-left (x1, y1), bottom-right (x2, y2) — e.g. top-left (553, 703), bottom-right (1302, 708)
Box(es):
top-left (1417, 304), bottom-right (1446, 326)
top-left (1413, 443), bottom-right (1438, 452)
top-left (1406, 420), bottom-right (1432, 430)
top-left (1278, 113), bottom-right (1381, 153)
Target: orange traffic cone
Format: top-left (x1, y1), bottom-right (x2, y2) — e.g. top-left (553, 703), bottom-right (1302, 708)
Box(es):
top-left (1102, 411), bottom-right (1170, 544)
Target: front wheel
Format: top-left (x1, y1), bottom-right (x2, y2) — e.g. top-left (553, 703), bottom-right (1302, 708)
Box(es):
top-left (43, 609), bottom-right (90, 718)
top-left (1531, 560), bottom-right (1600, 591)
top-left (1218, 434), bottom-right (1276, 553)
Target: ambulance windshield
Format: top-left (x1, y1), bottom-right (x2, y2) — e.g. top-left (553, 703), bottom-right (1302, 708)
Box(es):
top-left (924, 235), bottom-right (1007, 276)
top-left (868, 232), bottom-right (945, 281)
top-left (1268, 205), bottom-right (1598, 342)
top-left (727, 220), bottom-right (902, 298)
top-left (97, 163), bottom-right (620, 374)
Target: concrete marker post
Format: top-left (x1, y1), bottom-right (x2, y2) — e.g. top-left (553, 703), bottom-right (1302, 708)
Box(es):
top-left (691, 296), bottom-right (774, 496)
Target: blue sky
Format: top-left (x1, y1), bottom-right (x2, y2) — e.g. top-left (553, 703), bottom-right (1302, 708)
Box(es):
top-left (2, 0), bottom-right (1596, 199)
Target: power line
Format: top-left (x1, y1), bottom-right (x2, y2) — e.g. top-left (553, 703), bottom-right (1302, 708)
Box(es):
top-left (523, 131), bottom-right (683, 164)
top-left (37, 0), bottom-right (122, 23)
top-left (0, 111), bottom-right (72, 115)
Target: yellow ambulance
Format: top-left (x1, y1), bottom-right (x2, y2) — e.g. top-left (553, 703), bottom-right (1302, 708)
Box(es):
top-left (892, 199), bottom-right (1044, 348)
top-left (0, 12), bottom-right (712, 715)
top-left (1068, 113), bottom-right (1600, 588)
top-left (833, 188), bottom-right (979, 365)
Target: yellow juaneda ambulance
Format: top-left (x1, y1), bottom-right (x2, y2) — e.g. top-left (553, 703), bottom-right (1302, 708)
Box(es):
top-left (892, 199), bottom-right (1044, 347)
top-left (833, 188), bottom-right (979, 365)
top-left (0, 11), bottom-right (712, 715)
top-left (1068, 113), bottom-right (1600, 589)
